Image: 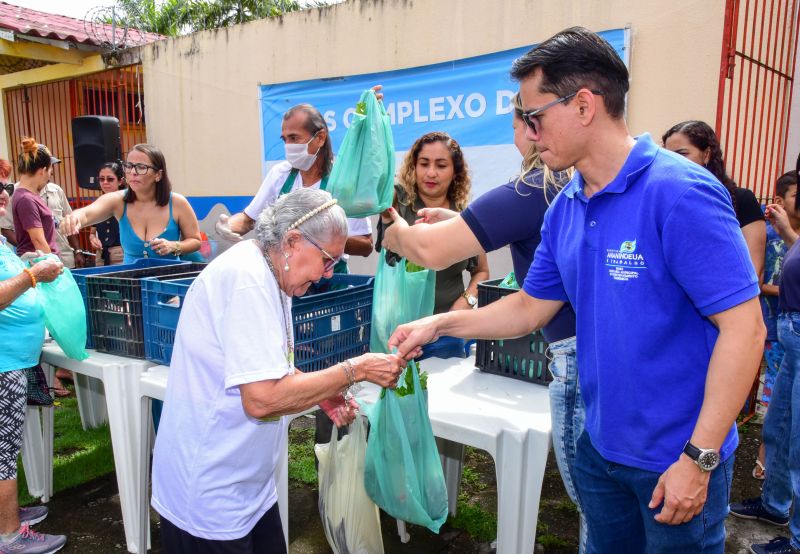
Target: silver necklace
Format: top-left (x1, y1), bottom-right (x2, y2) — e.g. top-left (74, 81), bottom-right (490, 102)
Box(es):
top-left (263, 249), bottom-right (294, 369)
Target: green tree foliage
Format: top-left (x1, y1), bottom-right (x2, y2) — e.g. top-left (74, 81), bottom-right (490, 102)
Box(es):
top-left (111, 0), bottom-right (314, 37)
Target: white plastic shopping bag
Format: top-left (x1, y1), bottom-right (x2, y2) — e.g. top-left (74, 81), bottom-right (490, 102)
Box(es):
top-left (315, 415), bottom-right (384, 554)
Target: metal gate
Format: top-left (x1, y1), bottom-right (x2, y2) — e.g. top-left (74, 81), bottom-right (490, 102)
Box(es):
top-left (716, 0), bottom-right (800, 202)
top-left (4, 64), bottom-right (147, 208)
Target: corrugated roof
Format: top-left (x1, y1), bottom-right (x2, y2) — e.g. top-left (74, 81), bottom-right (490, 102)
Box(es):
top-left (0, 1), bottom-right (163, 49)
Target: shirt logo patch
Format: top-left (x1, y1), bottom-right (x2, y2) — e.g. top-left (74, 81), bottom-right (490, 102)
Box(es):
top-left (606, 239), bottom-right (647, 282)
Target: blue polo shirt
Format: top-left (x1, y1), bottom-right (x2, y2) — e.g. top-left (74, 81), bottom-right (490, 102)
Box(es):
top-left (523, 134), bottom-right (758, 472)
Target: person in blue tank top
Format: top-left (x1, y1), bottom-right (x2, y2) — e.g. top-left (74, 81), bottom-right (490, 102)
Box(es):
top-left (58, 144), bottom-right (202, 263)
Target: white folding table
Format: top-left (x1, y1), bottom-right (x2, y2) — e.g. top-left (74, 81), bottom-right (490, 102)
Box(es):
top-left (137, 356), bottom-right (551, 554)
top-left (36, 343), bottom-right (154, 553)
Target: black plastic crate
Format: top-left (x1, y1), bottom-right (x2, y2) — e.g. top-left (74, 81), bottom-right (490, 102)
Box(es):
top-left (86, 263), bottom-right (207, 358)
top-left (475, 278), bottom-right (552, 386)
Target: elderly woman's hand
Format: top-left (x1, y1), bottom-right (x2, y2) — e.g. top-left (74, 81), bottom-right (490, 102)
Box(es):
top-left (319, 394), bottom-right (359, 428)
top-left (351, 352), bottom-right (407, 388)
top-left (30, 257), bottom-right (63, 284)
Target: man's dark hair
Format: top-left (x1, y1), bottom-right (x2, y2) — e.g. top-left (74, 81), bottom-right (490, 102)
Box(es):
top-left (776, 169), bottom-right (798, 198)
top-left (510, 26), bottom-right (629, 119)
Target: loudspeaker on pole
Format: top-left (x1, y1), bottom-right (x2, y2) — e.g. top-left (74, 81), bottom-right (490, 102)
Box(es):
top-left (72, 116), bottom-right (121, 190)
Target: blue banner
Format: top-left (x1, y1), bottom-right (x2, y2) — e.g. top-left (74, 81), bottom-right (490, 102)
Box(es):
top-left (260, 29), bottom-right (626, 167)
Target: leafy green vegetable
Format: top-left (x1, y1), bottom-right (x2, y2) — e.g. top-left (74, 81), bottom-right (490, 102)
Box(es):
top-left (405, 260), bottom-right (428, 273)
top-left (380, 360), bottom-right (428, 398)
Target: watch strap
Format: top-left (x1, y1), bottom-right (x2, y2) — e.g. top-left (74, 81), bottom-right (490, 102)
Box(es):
top-left (683, 441), bottom-right (702, 461)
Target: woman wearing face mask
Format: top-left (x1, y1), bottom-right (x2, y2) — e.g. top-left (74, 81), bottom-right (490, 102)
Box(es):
top-left (88, 162), bottom-right (125, 266)
top-left (58, 144), bottom-right (202, 264)
top-left (216, 101), bottom-right (376, 271)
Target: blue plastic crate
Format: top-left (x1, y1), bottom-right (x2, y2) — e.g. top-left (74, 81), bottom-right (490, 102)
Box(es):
top-left (292, 274), bottom-right (374, 372)
top-left (142, 276), bottom-right (197, 365)
top-left (87, 263), bottom-right (207, 358)
top-left (72, 258), bottom-right (187, 348)
top-left (139, 273), bottom-right (373, 370)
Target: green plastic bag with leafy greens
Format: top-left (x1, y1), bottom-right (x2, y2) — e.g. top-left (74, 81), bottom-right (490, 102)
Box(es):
top-left (369, 249), bottom-right (435, 353)
top-left (360, 360), bottom-right (448, 533)
top-left (327, 89), bottom-right (395, 218)
top-left (34, 260), bottom-right (89, 361)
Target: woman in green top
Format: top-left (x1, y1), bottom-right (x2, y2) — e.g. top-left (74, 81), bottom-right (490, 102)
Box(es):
top-left (376, 131), bottom-right (489, 315)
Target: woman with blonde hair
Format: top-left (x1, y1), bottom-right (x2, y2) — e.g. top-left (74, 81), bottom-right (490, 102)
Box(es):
top-left (380, 94), bottom-right (587, 553)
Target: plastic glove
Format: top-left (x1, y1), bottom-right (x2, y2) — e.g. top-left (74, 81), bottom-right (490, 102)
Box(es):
top-left (215, 213), bottom-right (242, 243)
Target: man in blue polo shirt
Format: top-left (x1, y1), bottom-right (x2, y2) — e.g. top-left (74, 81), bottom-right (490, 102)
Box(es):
top-left (388, 27), bottom-right (765, 553)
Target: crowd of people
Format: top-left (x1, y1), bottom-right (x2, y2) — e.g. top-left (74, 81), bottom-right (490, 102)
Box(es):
top-left (0, 24), bottom-right (798, 554)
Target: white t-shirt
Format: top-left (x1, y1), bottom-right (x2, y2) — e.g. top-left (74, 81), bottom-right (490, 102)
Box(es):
top-left (244, 161), bottom-right (371, 237)
top-left (151, 240), bottom-right (292, 540)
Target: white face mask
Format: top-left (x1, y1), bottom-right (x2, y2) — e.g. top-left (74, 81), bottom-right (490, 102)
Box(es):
top-left (285, 131), bottom-right (321, 171)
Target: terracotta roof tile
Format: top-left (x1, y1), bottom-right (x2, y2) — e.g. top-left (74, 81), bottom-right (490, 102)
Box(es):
top-left (0, 1), bottom-right (163, 48)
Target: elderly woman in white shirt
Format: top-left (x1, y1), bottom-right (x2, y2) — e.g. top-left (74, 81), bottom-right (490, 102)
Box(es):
top-left (151, 188), bottom-right (408, 553)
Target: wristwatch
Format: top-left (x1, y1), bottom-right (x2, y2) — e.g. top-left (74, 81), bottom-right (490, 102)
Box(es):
top-left (683, 441), bottom-right (721, 472)
top-left (463, 291), bottom-right (478, 307)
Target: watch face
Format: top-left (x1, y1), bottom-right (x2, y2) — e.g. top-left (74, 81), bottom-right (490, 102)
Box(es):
top-left (697, 450), bottom-right (721, 471)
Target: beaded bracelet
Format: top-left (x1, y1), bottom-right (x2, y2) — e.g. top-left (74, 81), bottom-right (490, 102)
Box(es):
top-left (341, 359), bottom-right (355, 389)
top-left (22, 268), bottom-right (36, 288)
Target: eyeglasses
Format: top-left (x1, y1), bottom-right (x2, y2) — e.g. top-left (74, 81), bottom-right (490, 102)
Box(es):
top-left (121, 162), bottom-right (157, 175)
top-left (301, 232), bottom-right (341, 273)
top-left (0, 183), bottom-right (13, 197)
top-left (521, 89), bottom-right (604, 135)
top-left (98, 176), bottom-right (118, 183)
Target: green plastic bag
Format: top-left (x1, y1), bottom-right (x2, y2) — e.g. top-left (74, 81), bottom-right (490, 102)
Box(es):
top-left (361, 362), bottom-right (448, 533)
top-left (498, 271), bottom-right (520, 290)
top-left (369, 249), bottom-right (435, 353)
top-left (327, 89), bottom-right (395, 218)
top-left (36, 266), bottom-right (89, 361)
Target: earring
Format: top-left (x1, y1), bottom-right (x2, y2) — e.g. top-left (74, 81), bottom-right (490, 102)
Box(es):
top-left (284, 252), bottom-right (290, 272)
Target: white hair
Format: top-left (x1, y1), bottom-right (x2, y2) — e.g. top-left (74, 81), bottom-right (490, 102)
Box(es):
top-left (255, 188), bottom-right (348, 252)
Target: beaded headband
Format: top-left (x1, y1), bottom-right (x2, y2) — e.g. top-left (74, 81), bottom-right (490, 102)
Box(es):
top-left (287, 198), bottom-right (338, 231)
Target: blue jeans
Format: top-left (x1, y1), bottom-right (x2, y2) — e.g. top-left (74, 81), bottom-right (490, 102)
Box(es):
top-left (573, 432), bottom-right (733, 553)
top-left (761, 312), bottom-right (800, 549)
top-left (547, 336), bottom-right (587, 554)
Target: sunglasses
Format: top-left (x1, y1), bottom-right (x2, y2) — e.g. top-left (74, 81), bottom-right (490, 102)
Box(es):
top-left (0, 183), bottom-right (13, 197)
top-left (301, 232), bottom-right (341, 273)
top-left (521, 89), bottom-right (604, 135)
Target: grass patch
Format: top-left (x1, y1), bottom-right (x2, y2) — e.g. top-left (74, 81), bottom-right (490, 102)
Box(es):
top-left (448, 493), bottom-right (497, 542)
top-left (460, 466), bottom-right (486, 492)
top-left (287, 426), bottom-right (317, 486)
top-left (554, 498), bottom-right (579, 515)
top-left (538, 533), bottom-right (571, 548)
top-left (17, 394), bottom-right (115, 506)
